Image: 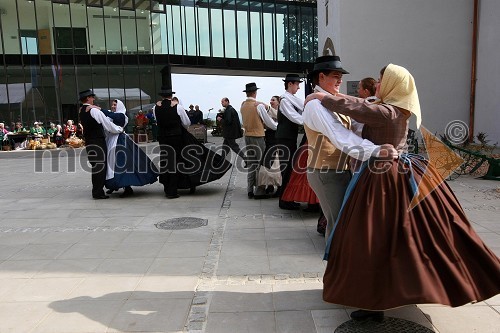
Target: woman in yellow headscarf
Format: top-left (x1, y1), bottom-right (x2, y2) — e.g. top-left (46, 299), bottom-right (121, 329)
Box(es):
top-left (306, 64), bottom-right (499, 320)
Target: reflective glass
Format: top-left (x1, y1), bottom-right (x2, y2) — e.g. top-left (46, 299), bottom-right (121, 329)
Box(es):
top-left (236, 10), bottom-right (248, 59)
top-left (249, 10), bottom-right (261, 60)
top-left (198, 8), bottom-right (210, 57)
top-left (223, 9), bottom-right (237, 58)
top-left (210, 8), bottom-right (224, 57)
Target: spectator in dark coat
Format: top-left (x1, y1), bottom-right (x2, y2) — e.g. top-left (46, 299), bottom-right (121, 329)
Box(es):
top-left (218, 97), bottom-right (245, 165)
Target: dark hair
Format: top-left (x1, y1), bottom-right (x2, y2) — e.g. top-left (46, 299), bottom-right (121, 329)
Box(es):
top-left (271, 95), bottom-right (281, 102)
top-left (222, 97), bottom-right (229, 103)
top-left (380, 66), bottom-right (387, 77)
top-left (360, 77), bottom-right (376, 96)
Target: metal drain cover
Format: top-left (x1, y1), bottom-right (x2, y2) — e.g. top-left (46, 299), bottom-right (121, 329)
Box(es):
top-left (155, 217), bottom-right (208, 230)
top-left (335, 317), bottom-right (435, 333)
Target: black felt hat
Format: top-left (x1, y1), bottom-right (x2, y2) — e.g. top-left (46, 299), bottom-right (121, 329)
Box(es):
top-left (78, 89), bottom-right (95, 100)
top-left (283, 74), bottom-right (303, 83)
top-left (159, 86), bottom-right (175, 96)
top-left (243, 82), bottom-right (260, 92)
top-left (310, 55), bottom-right (349, 76)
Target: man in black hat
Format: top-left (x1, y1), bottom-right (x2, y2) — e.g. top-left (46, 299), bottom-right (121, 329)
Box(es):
top-left (275, 73), bottom-right (305, 210)
top-left (302, 56), bottom-right (388, 241)
top-left (79, 89), bottom-right (124, 199)
top-left (240, 82), bottom-right (278, 199)
top-left (154, 86), bottom-right (191, 199)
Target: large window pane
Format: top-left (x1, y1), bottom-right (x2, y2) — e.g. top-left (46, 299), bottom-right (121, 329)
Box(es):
top-left (167, 5), bottom-right (183, 54)
top-left (236, 10), bottom-right (248, 59)
top-left (198, 8), bottom-right (210, 57)
top-left (210, 8), bottom-right (223, 57)
top-left (86, 5), bottom-right (106, 54)
top-left (262, 12), bottom-right (274, 60)
top-left (223, 9), bottom-right (237, 58)
top-left (249, 9), bottom-right (261, 60)
top-left (184, 6), bottom-right (197, 55)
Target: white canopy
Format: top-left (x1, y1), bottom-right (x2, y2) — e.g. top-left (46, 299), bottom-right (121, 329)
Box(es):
top-left (129, 103), bottom-right (156, 112)
top-left (0, 83), bottom-right (33, 104)
top-left (92, 88), bottom-right (150, 101)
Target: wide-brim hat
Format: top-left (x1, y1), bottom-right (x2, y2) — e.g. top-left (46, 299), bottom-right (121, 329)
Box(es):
top-left (309, 55), bottom-right (349, 76)
top-left (78, 89), bottom-right (96, 100)
top-left (283, 74), bottom-right (303, 83)
top-left (243, 82), bottom-right (259, 92)
top-left (159, 86), bottom-right (175, 96)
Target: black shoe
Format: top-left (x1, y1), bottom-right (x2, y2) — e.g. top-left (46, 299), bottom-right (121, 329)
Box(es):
top-left (93, 195), bottom-right (109, 200)
top-left (279, 200), bottom-right (300, 210)
top-left (248, 192), bottom-right (254, 199)
top-left (303, 203), bottom-right (320, 213)
top-left (254, 194), bottom-right (270, 200)
top-left (189, 186), bottom-right (196, 194)
top-left (273, 186), bottom-right (282, 198)
top-left (166, 194), bottom-right (180, 199)
top-left (106, 189), bottom-right (115, 194)
top-left (350, 310), bottom-right (384, 322)
top-left (119, 187), bottom-right (134, 198)
top-left (265, 185), bottom-right (274, 194)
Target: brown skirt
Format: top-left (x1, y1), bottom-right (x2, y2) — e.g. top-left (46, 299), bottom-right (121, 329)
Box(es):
top-left (323, 156), bottom-right (500, 310)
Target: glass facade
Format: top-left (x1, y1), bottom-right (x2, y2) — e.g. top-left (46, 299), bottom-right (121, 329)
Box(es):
top-left (0, 0), bottom-right (317, 126)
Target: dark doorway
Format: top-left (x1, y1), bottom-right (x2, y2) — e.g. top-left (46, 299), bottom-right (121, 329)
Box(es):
top-left (54, 27), bottom-right (88, 55)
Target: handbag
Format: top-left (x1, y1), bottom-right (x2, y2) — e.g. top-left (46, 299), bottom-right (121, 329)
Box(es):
top-left (257, 154), bottom-right (282, 187)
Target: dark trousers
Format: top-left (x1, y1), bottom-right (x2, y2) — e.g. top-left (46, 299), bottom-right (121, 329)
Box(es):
top-left (85, 139), bottom-right (107, 198)
top-left (276, 138), bottom-right (297, 199)
top-left (158, 135), bottom-right (183, 196)
top-left (222, 138), bottom-right (245, 161)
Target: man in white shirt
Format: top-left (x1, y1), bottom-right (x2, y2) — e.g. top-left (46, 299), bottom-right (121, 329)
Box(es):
top-left (78, 89), bottom-right (123, 199)
top-left (275, 74), bottom-right (305, 210)
top-left (303, 56), bottom-right (396, 241)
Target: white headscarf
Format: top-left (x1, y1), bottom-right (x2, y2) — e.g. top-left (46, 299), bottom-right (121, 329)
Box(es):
top-left (114, 99), bottom-right (129, 127)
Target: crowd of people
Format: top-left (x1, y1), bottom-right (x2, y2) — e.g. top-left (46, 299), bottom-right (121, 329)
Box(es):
top-left (205, 56), bottom-right (499, 321)
top-left (5, 53), bottom-right (498, 321)
top-left (0, 119), bottom-right (85, 150)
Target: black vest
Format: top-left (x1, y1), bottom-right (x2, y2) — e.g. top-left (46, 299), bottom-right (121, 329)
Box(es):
top-left (275, 102), bottom-right (300, 140)
top-left (79, 105), bottom-right (105, 140)
top-left (156, 100), bottom-right (182, 137)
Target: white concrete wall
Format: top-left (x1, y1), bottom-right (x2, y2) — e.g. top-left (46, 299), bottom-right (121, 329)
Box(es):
top-left (474, 0), bottom-right (500, 144)
top-left (319, 0), bottom-right (490, 141)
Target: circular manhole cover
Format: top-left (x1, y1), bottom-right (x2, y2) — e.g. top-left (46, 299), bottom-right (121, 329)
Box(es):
top-left (335, 317), bottom-right (434, 333)
top-left (155, 217), bottom-right (208, 230)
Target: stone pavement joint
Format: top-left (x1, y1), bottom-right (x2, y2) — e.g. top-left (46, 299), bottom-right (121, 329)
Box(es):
top-left (186, 158), bottom-right (239, 332)
top-left (0, 225), bottom-right (138, 233)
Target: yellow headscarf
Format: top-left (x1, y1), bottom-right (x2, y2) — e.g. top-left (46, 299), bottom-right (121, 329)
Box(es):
top-left (379, 64), bottom-right (421, 128)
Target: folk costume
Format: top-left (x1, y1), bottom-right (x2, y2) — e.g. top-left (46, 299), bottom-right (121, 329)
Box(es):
top-left (240, 82), bottom-right (276, 198)
top-left (155, 87), bottom-right (231, 198)
top-left (275, 75), bottom-right (305, 207)
top-left (101, 100), bottom-right (158, 193)
top-left (321, 64), bottom-right (500, 310)
top-left (79, 89), bottom-right (123, 199)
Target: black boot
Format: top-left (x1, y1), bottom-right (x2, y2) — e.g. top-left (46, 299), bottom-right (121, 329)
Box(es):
top-left (350, 310), bottom-right (384, 322)
top-left (119, 186), bottom-right (134, 198)
top-left (279, 200), bottom-right (300, 210)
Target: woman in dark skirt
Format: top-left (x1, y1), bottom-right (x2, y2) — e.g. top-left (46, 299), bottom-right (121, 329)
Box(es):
top-left (100, 99), bottom-right (158, 197)
top-left (306, 64), bottom-right (500, 320)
